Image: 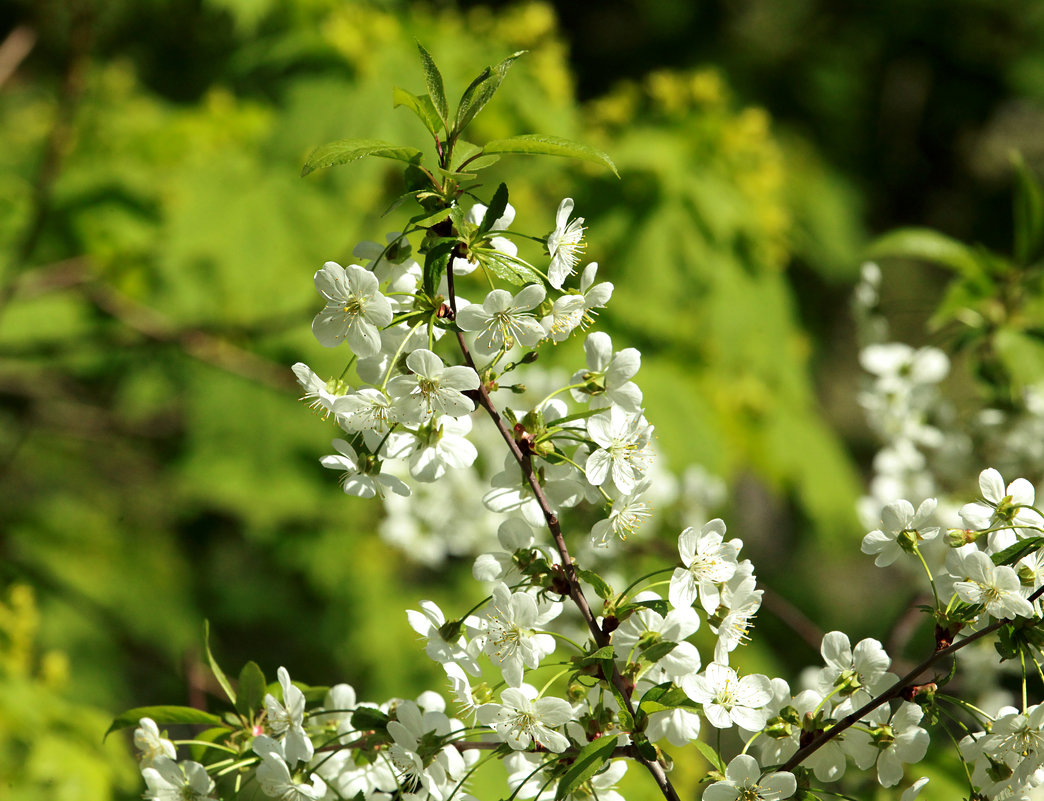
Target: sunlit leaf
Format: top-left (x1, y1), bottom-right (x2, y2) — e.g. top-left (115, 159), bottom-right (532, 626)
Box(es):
top-left (393, 87), bottom-right (443, 137)
top-left (106, 706), bottom-right (224, 738)
top-left (554, 735), bottom-right (618, 800)
top-left (866, 228), bottom-right (983, 278)
top-left (301, 139), bottom-right (422, 177)
top-left (482, 135), bottom-right (619, 177)
top-left (455, 51), bottom-right (524, 134)
top-left (416, 42), bottom-right (449, 126)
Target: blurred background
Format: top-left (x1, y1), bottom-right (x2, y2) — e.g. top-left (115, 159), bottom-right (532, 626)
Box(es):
top-left (2, 0), bottom-right (1044, 798)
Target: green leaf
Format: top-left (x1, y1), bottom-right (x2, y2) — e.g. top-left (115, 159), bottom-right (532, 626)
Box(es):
top-left (393, 87), bottom-right (443, 137)
top-left (188, 726), bottom-right (233, 762)
top-left (991, 536), bottom-right (1044, 567)
top-left (416, 43), bottom-right (448, 127)
top-left (423, 239), bottom-right (456, 297)
top-left (204, 620), bottom-right (236, 706)
top-left (408, 205), bottom-right (454, 229)
top-left (574, 645), bottom-right (615, 668)
top-left (479, 183), bottom-right (509, 235)
top-left (455, 51), bottom-right (524, 134)
top-left (554, 735), bottom-right (618, 801)
top-left (865, 228), bottom-right (983, 278)
top-left (106, 706), bottom-right (224, 738)
top-left (449, 140), bottom-right (483, 172)
top-left (235, 661), bottom-right (267, 717)
top-left (481, 135), bottom-right (619, 177)
top-left (638, 683), bottom-right (695, 715)
top-left (640, 641), bottom-right (678, 664)
top-left (475, 249), bottom-right (543, 286)
top-left (1013, 152), bottom-right (1044, 266)
top-left (301, 139), bottom-right (422, 177)
top-left (631, 599), bottom-right (669, 617)
top-left (995, 327), bottom-right (1044, 390)
top-left (352, 706), bottom-right (390, 732)
top-left (575, 567), bottom-right (614, 602)
top-left (692, 738), bottom-right (727, 773)
top-left (602, 666), bottom-right (634, 731)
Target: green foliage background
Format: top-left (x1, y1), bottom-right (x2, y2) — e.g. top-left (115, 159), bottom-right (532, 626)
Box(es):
top-left (2, 0), bottom-right (1044, 798)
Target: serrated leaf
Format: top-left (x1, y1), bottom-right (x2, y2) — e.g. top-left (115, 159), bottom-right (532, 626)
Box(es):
top-left (638, 684), bottom-right (696, 715)
top-left (631, 599), bottom-right (669, 617)
top-left (204, 620), bottom-right (236, 706)
top-left (106, 706), bottom-right (224, 738)
top-left (1013, 152), bottom-right (1044, 266)
top-left (235, 661), bottom-right (267, 717)
top-left (554, 735), bottom-right (618, 801)
top-left (641, 640), bottom-right (678, 663)
top-left (575, 567), bottom-right (614, 602)
top-left (478, 183), bottom-right (509, 235)
top-left (692, 738), bottom-right (727, 773)
top-left (482, 134), bottom-right (619, 177)
top-left (455, 51), bottom-right (524, 134)
top-left (475, 249), bottom-right (542, 286)
top-left (865, 228), bottom-right (983, 278)
top-left (416, 43), bottom-right (448, 126)
top-left (423, 239), bottom-right (457, 297)
top-left (575, 645), bottom-right (615, 667)
top-left (301, 139), bottom-right (422, 177)
top-left (991, 536), bottom-right (1044, 566)
top-left (393, 87), bottom-right (443, 137)
top-left (408, 206), bottom-right (454, 229)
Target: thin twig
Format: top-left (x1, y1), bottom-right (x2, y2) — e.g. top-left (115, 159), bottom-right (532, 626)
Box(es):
top-left (444, 266), bottom-right (681, 801)
top-left (782, 584), bottom-right (1044, 773)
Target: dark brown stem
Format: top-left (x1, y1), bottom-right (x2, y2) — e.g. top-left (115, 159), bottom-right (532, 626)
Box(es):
top-left (445, 269), bottom-right (680, 801)
top-left (782, 585), bottom-right (1044, 773)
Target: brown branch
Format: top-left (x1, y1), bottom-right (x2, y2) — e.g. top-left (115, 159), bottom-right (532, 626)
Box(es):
top-left (0, 24), bottom-right (36, 89)
top-left (83, 281), bottom-right (296, 392)
top-left (761, 586), bottom-right (825, 652)
top-left (781, 585), bottom-right (1044, 773)
top-left (444, 268), bottom-right (680, 801)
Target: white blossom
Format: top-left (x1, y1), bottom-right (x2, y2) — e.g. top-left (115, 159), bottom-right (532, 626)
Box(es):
top-left (862, 497), bottom-right (940, 567)
top-left (546, 198), bottom-right (585, 289)
top-left (456, 285), bottom-right (546, 355)
top-left (264, 666), bottom-right (314, 766)
top-left (477, 685), bottom-right (572, 752)
top-left (134, 718), bottom-right (176, 768)
top-left (482, 583), bottom-right (560, 687)
top-left (311, 262), bottom-right (393, 356)
top-left (703, 754), bottom-right (796, 801)
top-left (960, 468), bottom-right (1044, 544)
top-left (142, 757), bottom-right (216, 801)
top-left (572, 332), bottom-right (642, 412)
top-left (682, 662), bottom-right (771, 730)
top-left (320, 438), bottom-right (410, 499)
top-left (584, 407), bottom-right (654, 494)
top-left (668, 518), bottom-right (741, 612)
top-left (386, 349), bottom-right (480, 420)
top-left (953, 550), bottom-right (1036, 619)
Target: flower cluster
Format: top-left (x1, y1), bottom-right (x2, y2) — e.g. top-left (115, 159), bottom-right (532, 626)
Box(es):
top-left (118, 53), bottom-right (1044, 801)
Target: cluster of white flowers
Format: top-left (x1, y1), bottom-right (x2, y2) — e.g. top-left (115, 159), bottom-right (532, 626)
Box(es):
top-left (124, 159), bottom-right (1044, 801)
